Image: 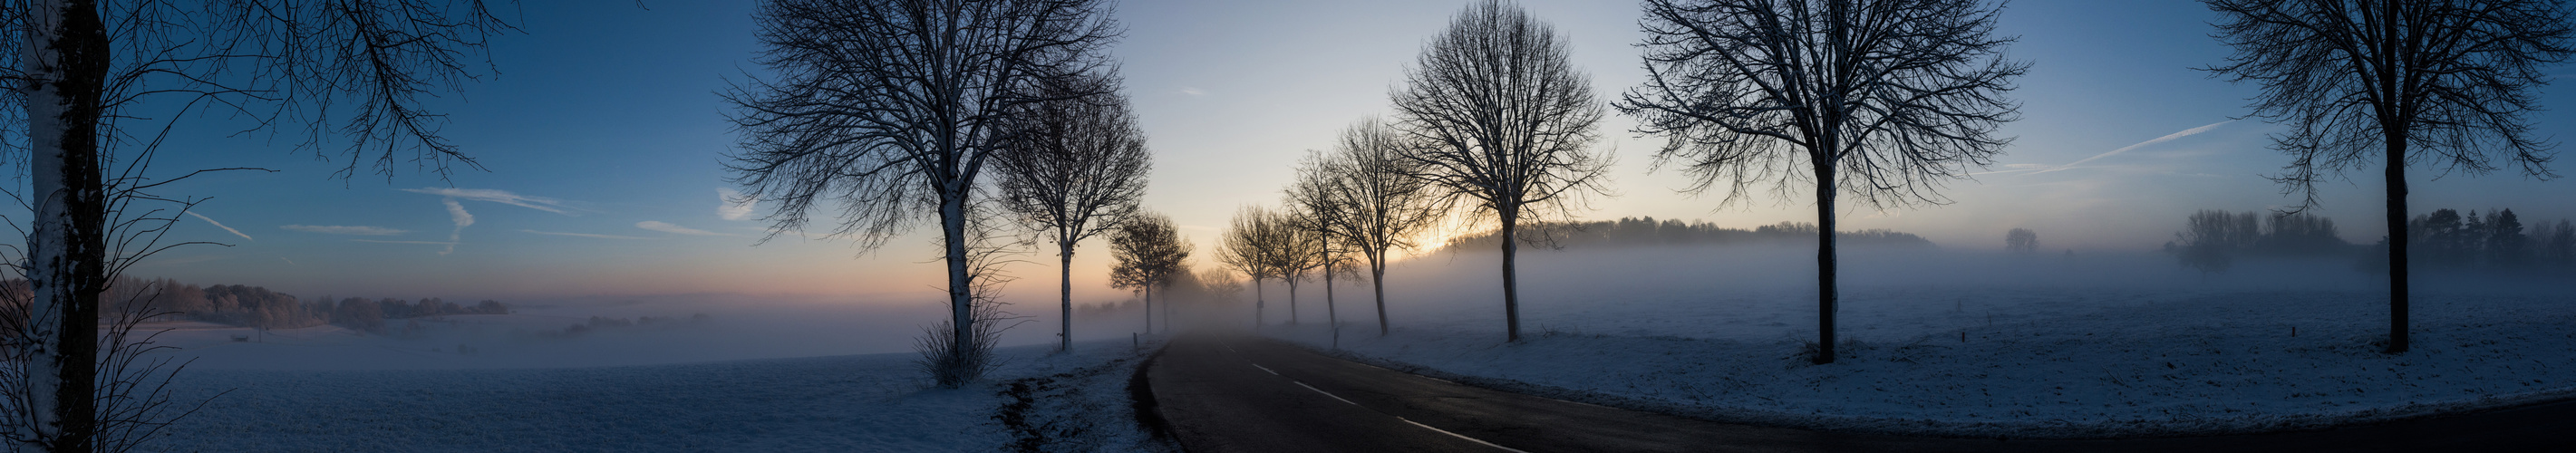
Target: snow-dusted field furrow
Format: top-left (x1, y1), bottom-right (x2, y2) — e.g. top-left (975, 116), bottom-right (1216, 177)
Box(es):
top-left (143, 340), bottom-right (1172, 452)
top-left (1267, 277), bottom-right (2576, 438)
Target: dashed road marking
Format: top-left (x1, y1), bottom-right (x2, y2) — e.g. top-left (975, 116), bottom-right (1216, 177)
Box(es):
top-left (1252, 363), bottom-right (1281, 376)
top-left (1396, 417), bottom-right (1530, 453)
top-left (1293, 381), bottom-right (1360, 406)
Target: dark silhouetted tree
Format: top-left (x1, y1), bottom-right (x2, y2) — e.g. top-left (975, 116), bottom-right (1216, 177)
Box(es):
top-left (2206, 0), bottom-right (2573, 353)
top-left (1108, 211), bottom-right (1187, 334)
top-left (0, 1), bottom-right (528, 449)
top-left (994, 71), bottom-right (1150, 352)
top-left (1619, 0), bottom-right (2027, 363)
top-left (1215, 206), bottom-right (1292, 327)
top-left (1391, 0), bottom-right (1613, 343)
top-left (2172, 210), bottom-right (2261, 275)
top-left (1273, 211), bottom-right (1322, 326)
top-left (724, 0), bottom-right (1120, 386)
top-left (2006, 228), bottom-right (2039, 254)
top-left (1288, 118), bottom-right (1447, 336)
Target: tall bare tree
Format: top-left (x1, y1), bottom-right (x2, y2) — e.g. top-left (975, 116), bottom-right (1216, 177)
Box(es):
top-left (725, 0), bottom-right (1119, 387)
top-left (1290, 118), bottom-right (1445, 336)
top-left (994, 71), bottom-right (1150, 353)
top-left (1109, 211), bottom-right (1187, 334)
top-left (1390, 0), bottom-right (1612, 343)
top-left (2205, 0), bottom-right (2572, 353)
top-left (1215, 206), bottom-right (1288, 327)
top-left (0, 1), bottom-right (520, 450)
top-left (1618, 0), bottom-right (2026, 364)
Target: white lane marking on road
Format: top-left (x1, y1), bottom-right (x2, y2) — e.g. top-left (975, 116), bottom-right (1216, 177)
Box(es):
top-left (1293, 381), bottom-right (1360, 406)
top-left (1252, 363), bottom-right (1281, 376)
top-left (1396, 417), bottom-right (1530, 453)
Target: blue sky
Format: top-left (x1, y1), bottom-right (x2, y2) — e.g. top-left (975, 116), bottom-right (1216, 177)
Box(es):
top-left (79, 0), bottom-right (2576, 302)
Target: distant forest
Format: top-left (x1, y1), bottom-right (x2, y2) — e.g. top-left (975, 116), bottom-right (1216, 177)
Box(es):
top-left (1438, 217), bottom-right (1933, 252)
top-left (2164, 208), bottom-right (2576, 274)
top-left (2, 277), bottom-right (509, 333)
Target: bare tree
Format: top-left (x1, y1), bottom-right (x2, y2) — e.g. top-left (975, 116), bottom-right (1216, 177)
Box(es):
top-left (1618, 0), bottom-right (2026, 363)
top-left (2205, 0), bottom-right (2573, 353)
top-left (1273, 212), bottom-right (1322, 326)
top-left (2006, 228), bottom-right (2039, 254)
top-left (1108, 211), bottom-right (1187, 335)
top-left (1390, 0), bottom-right (1612, 343)
top-left (1288, 118), bottom-right (1447, 336)
top-left (725, 0), bottom-right (1120, 386)
top-left (1215, 206), bottom-right (1288, 328)
top-left (994, 71), bottom-right (1150, 353)
top-left (0, 1), bottom-right (521, 450)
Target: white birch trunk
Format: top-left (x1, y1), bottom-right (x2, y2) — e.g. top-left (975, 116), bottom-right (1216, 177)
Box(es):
top-left (19, 0), bottom-right (106, 448)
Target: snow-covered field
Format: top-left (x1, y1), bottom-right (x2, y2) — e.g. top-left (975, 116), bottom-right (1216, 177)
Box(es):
top-left (144, 339), bottom-right (1172, 452)
top-left (115, 293), bottom-right (1177, 452)
top-left (1259, 246), bottom-right (2576, 438)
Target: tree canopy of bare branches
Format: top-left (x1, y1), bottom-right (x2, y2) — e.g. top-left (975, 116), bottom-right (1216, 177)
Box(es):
top-left (0, 2), bottom-right (521, 450)
top-left (1390, 0), bottom-right (1612, 343)
top-left (1617, 0), bottom-right (2026, 363)
top-left (2006, 227), bottom-right (2039, 254)
top-left (1215, 206), bottom-right (1296, 328)
top-left (1108, 211), bottom-right (1187, 334)
top-left (2205, 0), bottom-right (2573, 353)
top-left (1285, 117), bottom-right (1447, 336)
top-left (723, 0), bottom-right (1121, 387)
top-left (994, 71), bottom-right (1150, 352)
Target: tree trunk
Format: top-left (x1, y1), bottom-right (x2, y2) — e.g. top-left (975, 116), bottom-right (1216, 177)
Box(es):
top-left (1500, 207), bottom-right (1521, 342)
top-left (2385, 138), bottom-right (2408, 353)
top-left (1059, 243), bottom-right (1074, 352)
top-left (1815, 159), bottom-right (1839, 365)
top-left (938, 193), bottom-right (974, 386)
top-left (1325, 262), bottom-right (1339, 349)
top-left (1144, 284), bottom-right (1154, 335)
top-left (1252, 278), bottom-right (1264, 329)
top-left (1285, 273), bottom-right (1300, 325)
top-left (1371, 256), bottom-right (1390, 337)
top-left (22, 0), bottom-right (110, 450)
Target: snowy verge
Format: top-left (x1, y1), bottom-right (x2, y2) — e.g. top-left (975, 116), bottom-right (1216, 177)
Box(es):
top-left (143, 339), bottom-right (1179, 452)
top-left (1261, 290), bottom-right (2576, 439)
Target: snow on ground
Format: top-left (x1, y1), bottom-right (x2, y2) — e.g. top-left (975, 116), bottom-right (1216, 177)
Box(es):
top-left (144, 338), bottom-right (1175, 452)
top-left (1258, 246), bottom-right (2576, 438)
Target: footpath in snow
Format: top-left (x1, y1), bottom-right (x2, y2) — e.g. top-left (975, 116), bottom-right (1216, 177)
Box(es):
top-left (146, 339), bottom-right (1177, 452)
top-left (1257, 249), bottom-right (2576, 439)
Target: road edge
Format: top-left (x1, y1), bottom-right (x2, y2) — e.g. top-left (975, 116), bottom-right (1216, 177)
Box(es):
top-left (1128, 342), bottom-right (1181, 450)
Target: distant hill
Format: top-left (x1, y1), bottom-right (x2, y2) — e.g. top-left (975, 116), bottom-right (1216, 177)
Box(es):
top-left (1437, 217), bottom-right (1933, 252)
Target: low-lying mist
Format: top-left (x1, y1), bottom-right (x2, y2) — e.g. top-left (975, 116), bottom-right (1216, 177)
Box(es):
top-left (1250, 242), bottom-right (2566, 343)
top-left (162, 240), bottom-right (2565, 371)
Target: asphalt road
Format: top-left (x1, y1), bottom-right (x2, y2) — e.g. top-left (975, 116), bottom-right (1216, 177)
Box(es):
top-left (1144, 333), bottom-right (2576, 452)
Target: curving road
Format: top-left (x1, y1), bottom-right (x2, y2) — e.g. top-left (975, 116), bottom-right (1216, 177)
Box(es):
top-left (1144, 333), bottom-right (2576, 452)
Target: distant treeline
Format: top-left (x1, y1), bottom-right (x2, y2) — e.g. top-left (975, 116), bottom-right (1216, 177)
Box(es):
top-left (1, 277), bottom-right (509, 333)
top-left (2164, 208), bottom-right (2576, 274)
top-left (1438, 217), bottom-right (1933, 252)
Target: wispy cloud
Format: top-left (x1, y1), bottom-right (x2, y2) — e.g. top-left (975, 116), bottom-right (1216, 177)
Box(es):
top-left (1981, 120), bottom-right (2233, 176)
top-left (1179, 87), bottom-right (1208, 97)
top-left (638, 220), bottom-right (739, 236)
top-left (717, 188), bottom-right (757, 221)
top-left (187, 211), bottom-right (253, 242)
top-left (523, 229), bottom-right (651, 240)
top-left (280, 225), bottom-right (409, 236)
top-left (400, 188), bottom-right (578, 215)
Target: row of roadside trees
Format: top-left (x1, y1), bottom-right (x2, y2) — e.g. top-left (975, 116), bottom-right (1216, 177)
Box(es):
top-left (1220, 0), bottom-right (2571, 367)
